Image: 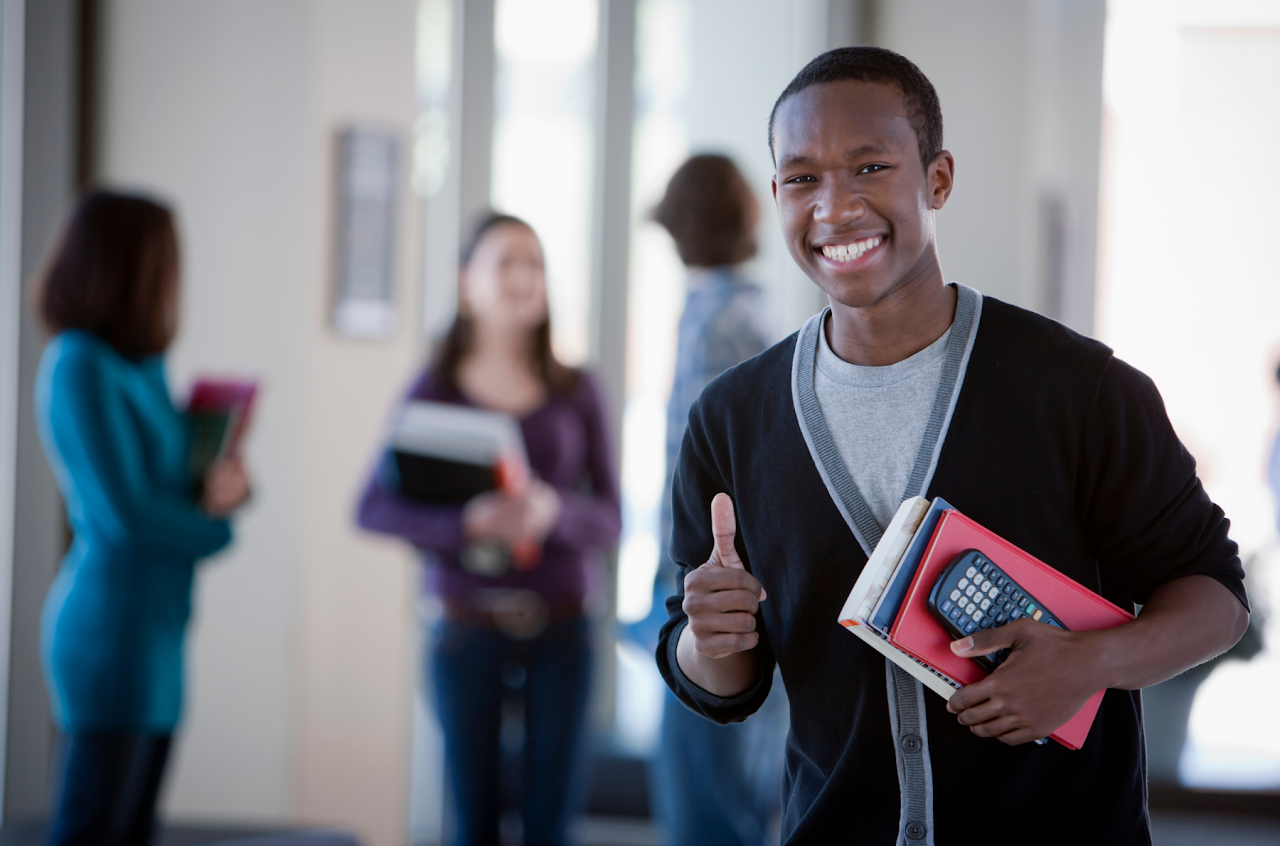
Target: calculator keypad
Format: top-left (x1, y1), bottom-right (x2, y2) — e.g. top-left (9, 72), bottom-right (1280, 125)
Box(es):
top-left (928, 549), bottom-right (1068, 672)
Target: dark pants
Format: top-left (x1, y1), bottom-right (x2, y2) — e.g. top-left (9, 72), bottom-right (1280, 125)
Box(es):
top-left (47, 732), bottom-right (173, 846)
top-left (430, 615), bottom-right (593, 846)
top-left (650, 677), bottom-right (788, 846)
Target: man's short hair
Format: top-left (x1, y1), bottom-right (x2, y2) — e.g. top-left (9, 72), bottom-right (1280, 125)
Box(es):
top-left (768, 46), bottom-right (944, 170)
top-left (652, 154), bottom-right (758, 268)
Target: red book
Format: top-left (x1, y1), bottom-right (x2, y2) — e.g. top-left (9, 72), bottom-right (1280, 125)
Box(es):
top-left (889, 509), bottom-right (1134, 750)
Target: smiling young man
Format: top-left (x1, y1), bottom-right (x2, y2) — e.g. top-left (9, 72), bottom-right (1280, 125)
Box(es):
top-left (655, 47), bottom-right (1250, 844)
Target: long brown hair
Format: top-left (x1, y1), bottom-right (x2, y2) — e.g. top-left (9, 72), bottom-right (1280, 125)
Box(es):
top-left (34, 190), bottom-right (179, 358)
top-left (435, 212), bottom-right (578, 395)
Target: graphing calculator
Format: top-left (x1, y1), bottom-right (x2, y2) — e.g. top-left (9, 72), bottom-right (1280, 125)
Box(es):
top-left (926, 549), bottom-right (1069, 672)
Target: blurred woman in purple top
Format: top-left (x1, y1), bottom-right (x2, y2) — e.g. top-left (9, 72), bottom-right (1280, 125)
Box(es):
top-left (357, 213), bottom-right (621, 846)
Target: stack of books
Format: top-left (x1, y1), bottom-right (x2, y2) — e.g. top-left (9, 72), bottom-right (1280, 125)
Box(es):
top-left (388, 401), bottom-right (537, 570)
top-left (838, 497), bottom-right (1133, 749)
top-left (389, 401), bottom-right (530, 503)
top-left (187, 378), bottom-right (258, 495)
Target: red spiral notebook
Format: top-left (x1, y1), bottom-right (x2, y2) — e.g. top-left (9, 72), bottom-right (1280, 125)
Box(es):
top-left (839, 499), bottom-right (1134, 750)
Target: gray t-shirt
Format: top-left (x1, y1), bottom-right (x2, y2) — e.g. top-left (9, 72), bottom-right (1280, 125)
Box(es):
top-left (813, 317), bottom-right (952, 528)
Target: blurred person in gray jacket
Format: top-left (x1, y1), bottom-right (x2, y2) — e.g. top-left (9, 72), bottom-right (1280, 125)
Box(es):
top-left (648, 154), bottom-right (787, 846)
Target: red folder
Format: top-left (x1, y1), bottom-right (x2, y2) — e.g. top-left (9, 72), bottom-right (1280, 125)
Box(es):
top-left (890, 509), bottom-right (1134, 749)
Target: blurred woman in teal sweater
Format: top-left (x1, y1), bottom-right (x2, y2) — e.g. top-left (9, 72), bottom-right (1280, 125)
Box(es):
top-left (33, 192), bottom-right (250, 846)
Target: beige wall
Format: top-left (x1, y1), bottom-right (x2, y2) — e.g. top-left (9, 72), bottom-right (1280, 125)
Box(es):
top-left (97, 2), bottom-right (422, 843)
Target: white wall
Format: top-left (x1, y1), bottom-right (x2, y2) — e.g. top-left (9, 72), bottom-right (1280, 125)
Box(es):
top-left (878, 0), bottom-right (1106, 331)
top-left (97, 2), bottom-right (421, 844)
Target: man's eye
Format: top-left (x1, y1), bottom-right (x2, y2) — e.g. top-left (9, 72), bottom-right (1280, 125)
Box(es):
top-left (785, 175), bottom-right (817, 185)
top-left (858, 164), bottom-right (888, 175)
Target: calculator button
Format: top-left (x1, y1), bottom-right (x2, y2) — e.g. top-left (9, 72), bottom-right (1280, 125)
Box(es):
top-left (1002, 582), bottom-right (1012, 594)
top-left (964, 585), bottom-right (976, 597)
top-left (949, 608), bottom-right (961, 620)
top-left (949, 589), bottom-right (961, 602)
top-left (1032, 609), bottom-right (1043, 622)
top-left (980, 580), bottom-right (991, 592)
top-left (981, 563), bottom-right (992, 575)
top-left (965, 603), bottom-right (977, 615)
top-left (1011, 609), bottom-right (1022, 619)
top-left (980, 598), bottom-right (991, 611)
top-left (996, 613), bottom-right (1008, 624)
top-left (996, 577), bottom-right (1006, 588)
top-left (965, 566), bottom-right (977, 579)
top-left (1025, 602), bottom-right (1037, 615)
top-left (957, 578), bottom-right (969, 590)
top-left (964, 622), bottom-right (977, 634)
top-left (972, 609), bottom-right (984, 622)
top-left (1012, 591), bottom-right (1023, 602)
top-left (987, 587), bottom-right (999, 599)
top-left (1002, 601), bottom-right (1012, 612)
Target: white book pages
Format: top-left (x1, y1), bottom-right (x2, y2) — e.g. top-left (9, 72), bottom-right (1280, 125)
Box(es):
top-left (837, 496), bottom-right (930, 628)
top-left (391, 401), bottom-right (527, 467)
top-left (843, 623), bottom-right (960, 702)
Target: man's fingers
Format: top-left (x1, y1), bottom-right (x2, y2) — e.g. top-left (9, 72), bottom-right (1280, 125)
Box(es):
top-left (950, 625), bottom-right (1020, 658)
top-left (709, 493), bottom-right (743, 569)
top-left (684, 588), bottom-right (761, 618)
top-left (694, 631), bottom-right (760, 659)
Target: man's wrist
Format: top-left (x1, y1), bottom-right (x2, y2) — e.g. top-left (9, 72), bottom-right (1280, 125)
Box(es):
top-left (675, 622), bottom-right (759, 698)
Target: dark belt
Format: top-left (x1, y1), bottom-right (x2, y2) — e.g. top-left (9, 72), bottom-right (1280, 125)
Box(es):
top-left (443, 589), bottom-right (582, 640)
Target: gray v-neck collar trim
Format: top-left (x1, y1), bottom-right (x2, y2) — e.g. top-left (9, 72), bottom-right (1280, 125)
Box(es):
top-left (789, 283), bottom-right (983, 558)
top-left (791, 283), bottom-right (981, 846)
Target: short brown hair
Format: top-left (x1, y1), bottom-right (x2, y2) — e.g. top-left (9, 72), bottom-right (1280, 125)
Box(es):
top-left (35, 191), bottom-right (179, 358)
top-left (652, 155), bottom-right (757, 268)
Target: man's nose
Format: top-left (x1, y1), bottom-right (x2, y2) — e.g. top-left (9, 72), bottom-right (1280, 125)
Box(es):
top-left (812, 177), bottom-right (865, 225)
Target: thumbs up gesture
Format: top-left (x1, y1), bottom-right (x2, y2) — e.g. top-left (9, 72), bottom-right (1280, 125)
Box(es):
top-left (681, 493), bottom-right (768, 660)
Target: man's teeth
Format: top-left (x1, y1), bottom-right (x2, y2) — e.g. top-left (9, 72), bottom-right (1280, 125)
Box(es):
top-left (821, 237), bottom-right (883, 262)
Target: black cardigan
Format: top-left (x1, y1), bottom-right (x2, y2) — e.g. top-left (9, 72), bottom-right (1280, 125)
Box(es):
top-left (656, 295), bottom-right (1247, 845)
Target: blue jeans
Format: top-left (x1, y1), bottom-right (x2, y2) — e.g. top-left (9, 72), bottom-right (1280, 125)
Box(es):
top-left (650, 676), bottom-right (789, 846)
top-left (430, 615), bottom-right (593, 846)
top-left (47, 732), bottom-right (172, 846)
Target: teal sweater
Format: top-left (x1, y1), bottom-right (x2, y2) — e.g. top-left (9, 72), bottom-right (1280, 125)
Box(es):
top-left (36, 331), bottom-right (233, 733)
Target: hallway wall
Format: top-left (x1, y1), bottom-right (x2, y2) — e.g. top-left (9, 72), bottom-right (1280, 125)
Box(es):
top-left (96, 2), bottom-right (421, 843)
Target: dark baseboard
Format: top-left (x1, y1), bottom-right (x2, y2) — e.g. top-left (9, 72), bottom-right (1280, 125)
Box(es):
top-left (1148, 783), bottom-right (1280, 820)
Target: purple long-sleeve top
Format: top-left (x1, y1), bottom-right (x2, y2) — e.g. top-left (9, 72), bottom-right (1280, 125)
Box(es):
top-left (357, 366), bottom-right (622, 603)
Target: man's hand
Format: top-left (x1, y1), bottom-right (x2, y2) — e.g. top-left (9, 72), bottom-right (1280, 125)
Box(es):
top-left (676, 493), bottom-right (767, 696)
top-left (945, 620), bottom-right (1105, 745)
top-left (945, 574), bottom-right (1249, 746)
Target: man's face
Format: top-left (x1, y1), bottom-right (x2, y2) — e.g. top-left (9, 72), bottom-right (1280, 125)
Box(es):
top-left (771, 80), bottom-right (953, 310)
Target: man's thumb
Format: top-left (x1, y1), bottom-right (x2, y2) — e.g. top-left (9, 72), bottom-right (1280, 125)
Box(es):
top-left (950, 626), bottom-right (1016, 657)
top-left (710, 493), bottom-right (741, 569)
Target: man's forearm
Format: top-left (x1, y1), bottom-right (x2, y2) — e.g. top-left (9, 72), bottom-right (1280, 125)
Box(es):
top-left (676, 622), bottom-right (761, 697)
top-left (1087, 575), bottom-right (1248, 691)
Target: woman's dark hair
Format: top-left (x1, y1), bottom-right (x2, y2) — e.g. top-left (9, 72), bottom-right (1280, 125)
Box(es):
top-left (768, 46), bottom-right (944, 170)
top-left (435, 212), bottom-right (578, 395)
top-left (651, 155), bottom-right (758, 268)
top-left (34, 190), bottom-right (179, 358)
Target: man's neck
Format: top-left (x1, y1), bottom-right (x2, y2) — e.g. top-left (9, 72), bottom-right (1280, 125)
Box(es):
top-left (825, 273), bottom-right (957, 367)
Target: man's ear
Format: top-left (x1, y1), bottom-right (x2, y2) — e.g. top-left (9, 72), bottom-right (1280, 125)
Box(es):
top-left (928, 151), bottom-right (955, 211)
top-left (771, 176), bottom-right (778, 203)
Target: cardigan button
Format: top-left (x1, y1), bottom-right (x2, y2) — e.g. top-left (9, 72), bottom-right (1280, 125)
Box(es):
top-left (901, 734), bottom-right (922, 753)
top-left (906, 821), bottom-right (927, 840)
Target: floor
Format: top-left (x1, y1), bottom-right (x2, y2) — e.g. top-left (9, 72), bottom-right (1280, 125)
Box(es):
top-left (4, 812), bottom-right (1279, 846)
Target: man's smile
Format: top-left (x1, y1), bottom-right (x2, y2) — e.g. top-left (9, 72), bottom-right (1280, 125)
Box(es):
top-left (815, 234), bottom-right (886, 270)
